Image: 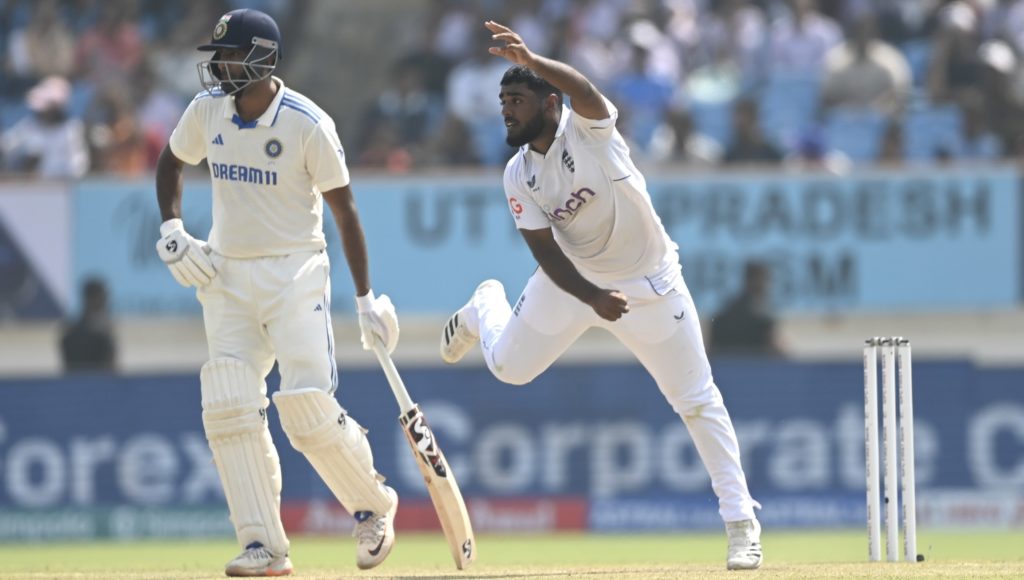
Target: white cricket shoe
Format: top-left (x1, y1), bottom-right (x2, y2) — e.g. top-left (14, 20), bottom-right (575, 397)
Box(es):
top-left (440, 279), bottom-right (503, 364)
top-left (224, 542), bottom-right (293, 577)
top-left (726, 518), bottom-right (763, 570)
top-left (353, 486), bottom-right (398, 570)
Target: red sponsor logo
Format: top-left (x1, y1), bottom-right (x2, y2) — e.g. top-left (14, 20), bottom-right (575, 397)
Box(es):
top-left (509, 197), bottom-right (523, 217)
top-left (282, 497), bottom-right (588, 533)
top-left (467, 497), bottom-right (588, 532)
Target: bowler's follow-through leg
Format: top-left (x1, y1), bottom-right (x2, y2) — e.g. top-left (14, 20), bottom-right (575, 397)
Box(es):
top-left (440, 280), bottom-right (507, 365)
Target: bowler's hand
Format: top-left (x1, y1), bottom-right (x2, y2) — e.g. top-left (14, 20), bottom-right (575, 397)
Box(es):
top-left (156, 218), bottom-right (216, 288)
top-left (588, 289), bottom-right (630, 322)
top-left (356, 290), bottom-right (400, 354)
top-left (486, 20), bottom-right (535, 66)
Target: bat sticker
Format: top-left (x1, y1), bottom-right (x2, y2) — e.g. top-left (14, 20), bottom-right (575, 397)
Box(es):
top-left (403, 410), bottom-right (447, 478)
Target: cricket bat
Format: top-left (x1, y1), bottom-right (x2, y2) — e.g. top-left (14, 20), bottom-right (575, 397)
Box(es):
top-left (370, 339), bottom-right (476, 570)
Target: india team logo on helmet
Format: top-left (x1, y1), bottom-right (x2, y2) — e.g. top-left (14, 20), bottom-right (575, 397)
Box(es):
top-left (264, 138), bottom-right (283, 159)
top-left (212, 15), bottom-right (230, 40)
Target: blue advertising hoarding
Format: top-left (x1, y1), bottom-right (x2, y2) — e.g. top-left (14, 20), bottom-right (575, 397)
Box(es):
top-left (73, 167), bottom-right (1022, 316)
top-left (1, 360), bottom-right (1021, 538)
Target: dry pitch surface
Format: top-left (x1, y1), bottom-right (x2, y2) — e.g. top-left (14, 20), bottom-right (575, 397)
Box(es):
top-left (1, 530), bottom-right (1022, 579)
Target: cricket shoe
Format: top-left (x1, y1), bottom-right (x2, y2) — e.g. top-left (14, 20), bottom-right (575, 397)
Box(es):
top-left (440, 279), bottom-right (504, 364)
top-left (224, 542), bottom-right (293, 577)
top-left (353, 486), bottom-right (398, 570)
top-left (726, 518), bottom-right (763, 570)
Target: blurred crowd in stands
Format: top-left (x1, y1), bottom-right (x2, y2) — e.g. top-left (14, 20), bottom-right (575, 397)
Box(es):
top-left (3, 0), bottom-right (1024, 178)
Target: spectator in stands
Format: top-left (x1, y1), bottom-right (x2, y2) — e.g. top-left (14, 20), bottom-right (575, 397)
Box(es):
top-left (821, 14), bottom-right (912, 115)
top-left (0, 75), bottom-right (89, 178)
top-left (652, 107), bottom-right (723, 166)
top-left (150, 1), bottom-right (227, 101)
top-left (499, 0), bottom-right (553, 59)
top-left (431, 0), bottom-right (480, 62)
top-left (135, 63), bottom-right (186, 165)
top-left (987, 0), bottom-right (1024, 57)
top-left (75, 0), bottom-right (144, 88)
top-left (627, 16), bottom-right (683, 86)
top-left (609, 39), bottom-right (675, 155)
top-left (568, 0), bottom-right (628, 46)
top-left (685, 22), bottom-right (745, 107)
top-left (60, 277), bottom-right (116, 373)
top-left (874, 0), bottom-right (933, 44)
top-left (86, 85), bottom-right (150, 175)
top-left (696, 0), bottom-right (769, 88)
top-left (710, 261), bottom-right (783, 357)
top-left (784, 127), bottom-right (852, 174)
top-left (357, 119), bottom-right (414, 173)
top-left (958, 89), bottom-right (1002, 161)
top-left (357, 56), bottom-right (445, 164)
top-left (722, 98), bottom-right (783, 164)
top-left (4, 0), bottom-right (76, 87)
top-left (976, 38), bottom-right (1024, 155)
top-left (878, 119), bottom-right (905, 164)
top-left (561, 0), bottom-right (631, 88)
top-left (446, 28), bottom-right (514, 165)
top-left (419, 114), bottom-right (481, 167)
top-left (927, 1), bottom-right (984, 105)
top-left (768, 0), bottom-right (843, 77)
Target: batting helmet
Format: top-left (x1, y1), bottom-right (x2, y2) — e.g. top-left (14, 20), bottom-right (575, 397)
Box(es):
top-left (196, 9), bottom-right (281, 96)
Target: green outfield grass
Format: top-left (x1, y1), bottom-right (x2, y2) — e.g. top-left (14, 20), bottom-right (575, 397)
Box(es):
top-left (1, 530), bottom-right (1022, 579)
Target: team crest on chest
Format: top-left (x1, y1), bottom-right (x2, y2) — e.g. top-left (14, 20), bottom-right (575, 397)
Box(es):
top-left (264, 138), bottom-right (283, 158)
top-left (561, 148), bottom-right (575, 173)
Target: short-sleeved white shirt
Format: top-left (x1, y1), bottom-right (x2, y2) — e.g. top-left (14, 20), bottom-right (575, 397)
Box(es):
top-left (169, 77), bottom-right (349, 258)
top-left (503, 98), bottom-right (679, 285)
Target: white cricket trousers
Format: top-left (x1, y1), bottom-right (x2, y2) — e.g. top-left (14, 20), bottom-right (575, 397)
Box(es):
top-left (197, 249), bottom-right (337, 393)
top-left (472, 268), bottom-right (759, 523)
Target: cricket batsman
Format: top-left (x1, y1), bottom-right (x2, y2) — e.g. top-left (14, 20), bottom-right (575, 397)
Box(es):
top-left (155, 8), bottom-right (399, 576)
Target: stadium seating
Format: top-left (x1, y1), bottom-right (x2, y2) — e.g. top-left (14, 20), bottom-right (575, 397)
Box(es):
top-left (822, 107), bottom-right (888, 164)
top-left (758, 73), bottom-right (822, 151)
top-left (689, 99), bottom-right (735, 149)
top-left (903, 103), bottom-right (964, 162)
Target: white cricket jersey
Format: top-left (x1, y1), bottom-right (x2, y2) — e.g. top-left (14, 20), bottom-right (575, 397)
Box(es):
top-left (169, 77), bottom-right (350, 258)
top-left (503, 98), bottom-right (680, 285)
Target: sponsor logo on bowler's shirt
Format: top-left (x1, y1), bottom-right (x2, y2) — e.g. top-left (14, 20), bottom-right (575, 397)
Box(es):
top-left (509, 197), bottom-right (524, 219)
top-left (546, 187), bottom-right (595, 222)
top-left (212, 163), bottom-right (279, 185)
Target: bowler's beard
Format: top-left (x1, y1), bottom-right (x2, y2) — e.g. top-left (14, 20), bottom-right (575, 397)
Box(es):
top-left (506, 112), bottom-right (545, 147)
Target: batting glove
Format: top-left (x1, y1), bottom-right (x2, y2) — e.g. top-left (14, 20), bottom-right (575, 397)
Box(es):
top-left (156, 218), bottom-right (217, 288)
top-left (356, 290), bottom-right (399, 354)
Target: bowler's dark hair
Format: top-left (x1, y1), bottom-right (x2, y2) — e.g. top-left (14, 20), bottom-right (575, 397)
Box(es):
top-left (501, 65), bottom-right (562, 104)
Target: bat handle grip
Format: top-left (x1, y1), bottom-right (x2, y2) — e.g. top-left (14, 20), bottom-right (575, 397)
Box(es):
top-left (371, 337), bottom-right (416, 414)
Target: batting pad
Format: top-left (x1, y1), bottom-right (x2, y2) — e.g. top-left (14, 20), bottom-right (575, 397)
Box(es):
top-left (274, 388), bottom-right (394, 515)
top-left (200, 358), bottom-right (289, 556)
